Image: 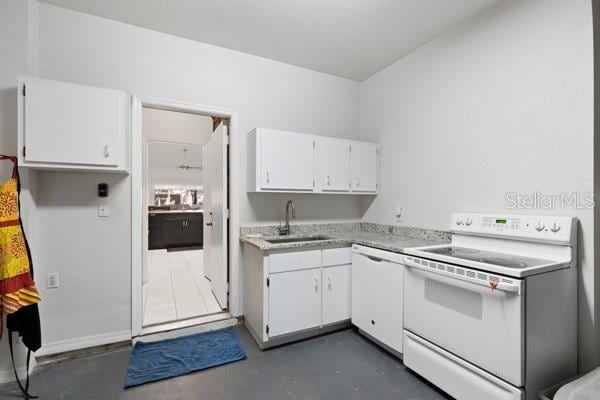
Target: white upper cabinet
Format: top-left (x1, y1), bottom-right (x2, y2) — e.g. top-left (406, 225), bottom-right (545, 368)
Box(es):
top-left (248, 128), bottom-right (378, 194)
top-left (316, 137), bottom-right (350, 192)
top-left (249, 128), bottom-right (315, 191)
top-left (18, 76), bottom-right (129, 172)
top-left (350, 141), bottom-right (378, 193)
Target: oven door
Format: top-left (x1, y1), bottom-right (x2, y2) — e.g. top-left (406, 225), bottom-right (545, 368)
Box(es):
top-left (404, 257), bottom-right (524, 386)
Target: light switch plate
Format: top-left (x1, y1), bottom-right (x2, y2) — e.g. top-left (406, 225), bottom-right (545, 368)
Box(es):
top-left (47, 272), bottom-right (59, 289)
top-left (98, 205), bottom-right (110, 217)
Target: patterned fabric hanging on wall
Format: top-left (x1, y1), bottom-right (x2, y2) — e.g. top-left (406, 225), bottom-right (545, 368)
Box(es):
top-left (0, 154), bottom-right (42, 399)
top-left (0, 156), bottom-right (41, 332)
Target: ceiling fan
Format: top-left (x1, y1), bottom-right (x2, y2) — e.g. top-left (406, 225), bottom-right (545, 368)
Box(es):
top-left (178, 148), bottom-right (202, 170)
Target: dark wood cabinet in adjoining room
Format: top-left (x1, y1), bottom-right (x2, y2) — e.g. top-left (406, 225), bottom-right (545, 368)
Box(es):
top-left (149, 212), bottom-right (203, 250)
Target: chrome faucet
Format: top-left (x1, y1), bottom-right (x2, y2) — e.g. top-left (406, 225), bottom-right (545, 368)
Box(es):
top-left (278, 200), bottom-right (296, 235)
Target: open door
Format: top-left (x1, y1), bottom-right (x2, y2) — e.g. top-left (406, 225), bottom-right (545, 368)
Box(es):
top-left (203, 122), bottom-right (228, 309)
top-left (141, 141), bottom-right (149, 284)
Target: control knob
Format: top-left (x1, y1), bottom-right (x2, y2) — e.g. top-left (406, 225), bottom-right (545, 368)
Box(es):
top-left (456, 218), bottom-right (463, 226)
top-left (535, 220), bottom-right (545, 232)
top-left (465, 217), bottom-right (472, 226)
top-left (550, 222), bottom-right (561, 233)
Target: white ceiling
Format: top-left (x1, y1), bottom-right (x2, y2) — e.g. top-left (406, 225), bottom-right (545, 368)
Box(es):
top-left (40, 0), bottom-right (502, 80)
top-left (149, 142), bottom-right (203, 170)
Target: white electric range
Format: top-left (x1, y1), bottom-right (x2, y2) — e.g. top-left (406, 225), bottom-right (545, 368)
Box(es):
top-left (402, 213), bottom-right (578, 400)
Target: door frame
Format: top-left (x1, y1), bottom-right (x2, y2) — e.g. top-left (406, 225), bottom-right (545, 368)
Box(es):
top-left (131, 95), bottom-right (238, 337)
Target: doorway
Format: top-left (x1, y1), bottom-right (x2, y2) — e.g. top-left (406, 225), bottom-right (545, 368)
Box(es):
top-left (131, 98), bottom-right (236, 336)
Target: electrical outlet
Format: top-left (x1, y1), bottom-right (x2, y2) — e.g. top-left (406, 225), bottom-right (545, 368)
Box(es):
top-left (98, 205), bottom-right (110, 217)
top-left (47, 272), bottom-right (59, 289)
top-left (394, 205), bottom-right (404, 223)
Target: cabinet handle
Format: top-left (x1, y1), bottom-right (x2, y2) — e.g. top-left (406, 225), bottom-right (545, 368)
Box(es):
top-left (266, 171), bottom-right (270, 183)
top-left (355, 177), bottom-right (360, 187)
top-left (103, 145), bottom-right (110, 158)
top-left (327, 275), bottom-right (332, 289)
top-left (313, 276), bottom-right (319, 291)
top-left (326, 175), bottom-right (331, 186)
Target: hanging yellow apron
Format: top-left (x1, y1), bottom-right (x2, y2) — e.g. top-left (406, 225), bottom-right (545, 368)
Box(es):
top-left (0, 156), bottom-right (41, 330)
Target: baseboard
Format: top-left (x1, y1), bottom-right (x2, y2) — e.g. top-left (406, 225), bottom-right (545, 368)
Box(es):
top-left (35, 330), bottom-right (132, 357)
top-left (0, 356), bottom-right (37, 385)
top-left (0, 330), bottom-right (130, 384)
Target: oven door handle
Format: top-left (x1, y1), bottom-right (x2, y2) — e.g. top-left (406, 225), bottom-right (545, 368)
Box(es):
top-left (404, 258), bottom-right (523, 295)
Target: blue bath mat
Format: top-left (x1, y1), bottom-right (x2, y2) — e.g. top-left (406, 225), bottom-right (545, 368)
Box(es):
top-left (124, 327), bottom-right (246, 388)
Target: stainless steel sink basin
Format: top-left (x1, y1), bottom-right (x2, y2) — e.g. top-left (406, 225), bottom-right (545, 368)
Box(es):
top-left (265, 235), bottom-right (332, 244)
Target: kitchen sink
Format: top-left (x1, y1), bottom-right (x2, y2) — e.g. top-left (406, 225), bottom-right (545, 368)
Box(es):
top-left (265, 235), bottom-right (333, 244)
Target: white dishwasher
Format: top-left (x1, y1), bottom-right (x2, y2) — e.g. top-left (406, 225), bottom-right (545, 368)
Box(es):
top-left (351, 245), bottom-right (404, 354)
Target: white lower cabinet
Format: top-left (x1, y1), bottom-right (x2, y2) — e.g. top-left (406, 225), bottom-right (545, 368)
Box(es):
top-left (351, 245), bottom-right (404, 353)
top-left (268, 268), bottom-right (322, 337)
top-left (242, 244), bottom-right (352, 347)
top-left (322, 264), bottom-right (352, 325)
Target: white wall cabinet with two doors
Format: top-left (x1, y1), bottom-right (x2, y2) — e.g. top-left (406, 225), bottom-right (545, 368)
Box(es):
top-left (248, 128), bottom-right (379, 194)
top-left (17, 76), bottom-right (129, 172)
top-left (242, 244), bottom-right (352, 347)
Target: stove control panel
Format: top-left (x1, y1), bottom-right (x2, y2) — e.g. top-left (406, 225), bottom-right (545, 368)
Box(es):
top-left (451, 213), bottom-right (577, 245)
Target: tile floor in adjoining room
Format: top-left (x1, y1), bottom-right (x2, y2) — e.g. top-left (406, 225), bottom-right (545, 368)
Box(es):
top-left (143, 249), bottom-right (222, 326)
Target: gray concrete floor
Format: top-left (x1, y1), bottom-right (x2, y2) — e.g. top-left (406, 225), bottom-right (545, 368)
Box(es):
top-left (0, 326), bottom-right (452, 400)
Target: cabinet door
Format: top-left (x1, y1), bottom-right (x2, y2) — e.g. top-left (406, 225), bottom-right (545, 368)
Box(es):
top-left (184, 215), bottom-right (204, 247)
top-left (352, 252), bottom-right (403, 352)
top-left (259, 129), bottom-right (315, 191)
top-left (350, 142), bottom-right (378, 193)
top-left (322, 264), bottom-right (352, 325)
top-left (317, 138), bottom-right (350, 192)
top-left (148, 214), bottom-right (166, 250)
top-left (268, 268), bottom-right (321, 337)
top-left (22, 77), bottom-right (126, 167)
top-left (164, 218), bottom-right (185, 248)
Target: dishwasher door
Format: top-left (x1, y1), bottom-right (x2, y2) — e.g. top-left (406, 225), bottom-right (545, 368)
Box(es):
top-left (351, 245), bottom-right (404, 353)
top-left (404, 256), bottom-right (525, 387)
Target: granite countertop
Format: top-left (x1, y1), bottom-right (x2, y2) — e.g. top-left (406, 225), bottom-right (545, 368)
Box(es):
top-left (240, 222), bottom-right (450, 254)
top-left (149, 209), bottom-right (204, 214)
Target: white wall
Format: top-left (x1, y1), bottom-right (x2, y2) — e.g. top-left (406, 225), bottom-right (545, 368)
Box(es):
top-left (0, 0), bottom-right (28, 178)
top-left (24, 2), bottom-right (361, 358)
top-left (35, 172), bottom-right (131, 348)
top-left (143, 107), bottom-right (213, 144)
top-left (359, 0), bottom-right (596, 371)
